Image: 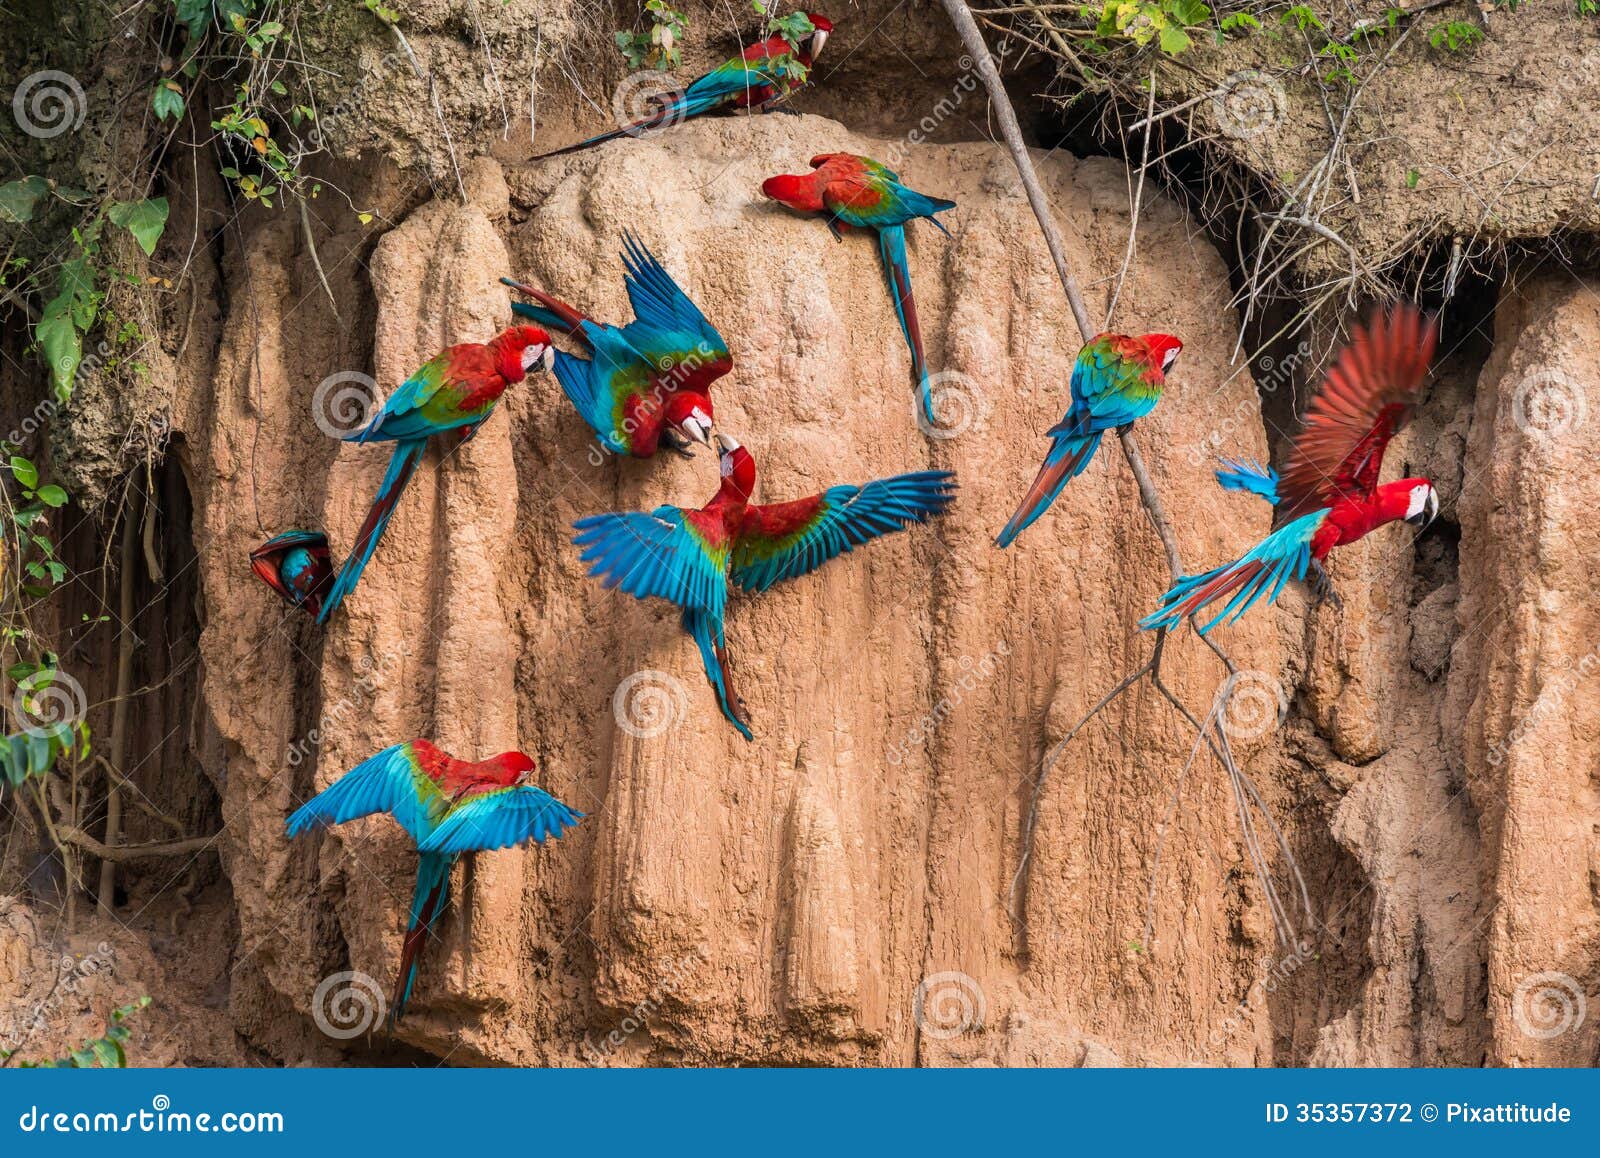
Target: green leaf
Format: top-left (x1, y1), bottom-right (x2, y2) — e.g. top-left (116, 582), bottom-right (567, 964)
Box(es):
top-left (1159, 23), bottom-right (1192, 52)
top-left (90, 1038), bottom-right (123, 1069)
top-left (152, 82), bottom-right (185, 122)
top-left (26, 731), bottom-right (51, 775)
top-left (1168, 0), bottom-right (1210, 25)
top-left (10, 456), bottom-right (38, 489)
top-left (0, 177), bottom-right (50, 225)
top-left (107, 198), bottom-right (169, 257)
top-left (35, 484), bottom-right (68, 508)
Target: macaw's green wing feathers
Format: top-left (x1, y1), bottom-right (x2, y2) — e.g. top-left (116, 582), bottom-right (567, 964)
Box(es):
top-left (684, 50), bottom-right (807, 106)
top-left (284, 742), bottom-right (447, 843)
top-left (731, 471), bottom-right (957, 592)
top-left (1063, 335), bottom-right (1166, 433)
top-left (418, 786), bottom-right (583, 855)
top-left (573, 507), bottom-right (730, 616)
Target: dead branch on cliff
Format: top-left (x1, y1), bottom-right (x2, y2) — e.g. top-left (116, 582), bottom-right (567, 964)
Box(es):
top-left (938, 0), bottom-right (1312, 950)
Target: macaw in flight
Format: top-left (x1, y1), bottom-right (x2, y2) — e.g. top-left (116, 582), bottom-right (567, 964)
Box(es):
top-left (250, 530), bottom-right (336, 618)
top-left (502, 232), bottom-right (731, 459)
top-left (762, 153), bottom-right (956, 425)
top-left (996, 330), bottom-right (1183, 548)
top-left (317, 324), bottom-right (554, 623)
top-left (285, 740), bottom-right (581, 1026)
top-left (1142, 303), bottom-right (1440, 635)
top-left (536, 14), bottom-right (835, 160)
top-left (573, 434), bottom-right (956, 740)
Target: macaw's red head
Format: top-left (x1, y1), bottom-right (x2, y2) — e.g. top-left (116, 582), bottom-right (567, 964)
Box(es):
top-left (1140, 333), bottom-right (1183, 379)
top-left (1377, 478), bottom-right (1439, 529)
top-left (715, 432), bottom-right (756, 502)
top-left (487, 750), bottom-right (537, 784)
top-left (491, 324), bottom-right (555, 384)
top-left (250, 529), bottom-right (335, 618)
top-left (664, 391), bottom-right (714, 450)
top-left (804, 13), bottom-right (833, 59)
top-left (761, 171), bottom-right (825, 213)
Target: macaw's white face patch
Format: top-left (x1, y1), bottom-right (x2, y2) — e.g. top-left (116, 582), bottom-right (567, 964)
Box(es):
top-left (1162, 344), bottom-right (1181, 373)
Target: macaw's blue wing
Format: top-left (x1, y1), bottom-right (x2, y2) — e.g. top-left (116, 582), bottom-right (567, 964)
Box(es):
top-left (1141, 509), bottom-right (1330, 635)
top-left (681, 53), bottom-right (805, 112)
top-left (618, 233), bottom-right (728, 356)
top-left (731, 471), bottom-right (957, 593)
top-left (284, 742), bottom-right (445, 843)
top-left (418, 786), bottom-right (584, 855)
top-left (573, 507), bottom-right (729, 617)
top-left (1215, 457), bottom-right (1280, 505)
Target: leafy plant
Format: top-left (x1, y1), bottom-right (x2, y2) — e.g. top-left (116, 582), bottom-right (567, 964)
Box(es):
top-left (1091, 0), bottom-right (1213, 55)
top-left (615, 0), bottom-right (689, 70)
top-left (5, 998), bottom-right (149, 1068)
top-left (1428, 19), bottom-right (1484, 51)
top-left (755, 1), bottom-right (817, 53)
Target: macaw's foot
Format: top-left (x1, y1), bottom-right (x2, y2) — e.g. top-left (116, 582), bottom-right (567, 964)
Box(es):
top-left (771, 103), bottom-right (803, 117)
top-left (660, 429), bottom-right (698, 459)
top-left (827, 218), bottom-right (844, 243)
top-left (1310, 560), bottom-right (1343, 609)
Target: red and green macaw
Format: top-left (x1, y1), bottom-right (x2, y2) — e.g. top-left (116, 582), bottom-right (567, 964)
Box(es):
top-left (762, 153), bottom-right (956, 425)
top-left (536, 14), bottom-right (834, 159)
top-left (1143, 303), bottom-right (1439, 634)
top-left (250, 529), bottom-right (335, 618)
top-left (317, 324), bottom-right (554, 622)
top-left (997, 330), bottom-right (1183, 548)
top-left (573, 433), bottom-right (956, 740)
top-left (502, 233), bottom-right (731, 459)
top-left (285, 740), bottom-right (581, 1026)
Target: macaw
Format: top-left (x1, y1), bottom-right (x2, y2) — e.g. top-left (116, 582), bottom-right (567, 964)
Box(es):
top-left (536, 15), bottom-right (834, 160)
top-left (317, 324), bottom-right (554, 623)
top-left (761, 153), bottom-right (956, 424)
top-left (1142, 303), bottom-right (1440, 635)
top-left (285, 740), bottom-right (581, 1026)
top-left (573, 433), bottom-right (956, 740)
top-left (996, 331), bottom-right (1183, 548)
top-left (250, 529), bottom-right (336, 618)
top-left (502, 232), bottom-right (731, 459)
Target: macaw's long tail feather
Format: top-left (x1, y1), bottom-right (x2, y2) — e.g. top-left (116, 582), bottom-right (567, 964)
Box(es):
top-left (683, 609), bottom-right (753, 742)
top-left (914, 194), bottom-right (957, 236)
top-left (877, 225), bottom-right (933, 425)
top-left (1140, 508), bottom-right (1330, 635)
top-left (532, 98), bottom-right (690, 160)
top-left (318, 439), bottom-right (428, 624)
top-left (389, 852), bottom-right (455, 1029)
top-left (1215, 456), bottom-right (1280, 505)
top-left (505, 284), bottom-right (591, 346)
top-left (994, 431), bottom-right (1103, 548)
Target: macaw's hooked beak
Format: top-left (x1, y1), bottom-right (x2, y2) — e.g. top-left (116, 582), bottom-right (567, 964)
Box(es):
top-left (1405, 488), bottom-right (1439, 529)
top-left (680, 414), bottom-right (713, 448)
top-left (810, 28), bottom-right (829, 57)
top-left (521, 340), bottom-right (555, 374)
top-left (714, 432), bottom-right (741, 454)
top-left (541, 344), bottom-right (556, 372)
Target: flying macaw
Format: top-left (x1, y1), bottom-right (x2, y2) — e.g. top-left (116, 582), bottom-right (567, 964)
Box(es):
top-left (285, 740), bottom-right (582, 1026)
top-left (250, 529), bottom-right (336, 618)
top-left (996, 331), bottom-right (1183, 548)
top-left (1142, 303), bottom-right (1440, 635)
top-left (573, 433), bottom-right (956, 740)
top-left (501, 233), bottom-right (731, 459)
top-left (762, 153), bottom-right (956, 425)
top-left (317, 324), bottom-right (554, 623)
top-left (536, 15), bottom-right (835, 160)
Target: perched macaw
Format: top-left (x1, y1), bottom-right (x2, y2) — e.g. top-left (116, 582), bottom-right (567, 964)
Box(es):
top-left (317, 325), bottom-right (554, 622)
top-left (285, 740), bottom-right (581, 1026)
top-left (502, 233), bottom-right (731, 459)
top-left (762, 153), bottom-right (956, 424)
top-left (573, 433), bottom-right (956, 740)
top-left (250, 529), bottom-right (336, 618)
top-left (1142, 303), bottom-right (1440, 634)
top-left (996, 331), bottom-right (1183, 548)
top-left (536, 15), bottom-right (834, 160)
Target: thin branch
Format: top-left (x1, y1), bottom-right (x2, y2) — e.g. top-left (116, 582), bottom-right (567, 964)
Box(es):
top-left (59, 826), bottom-right (218, 862)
